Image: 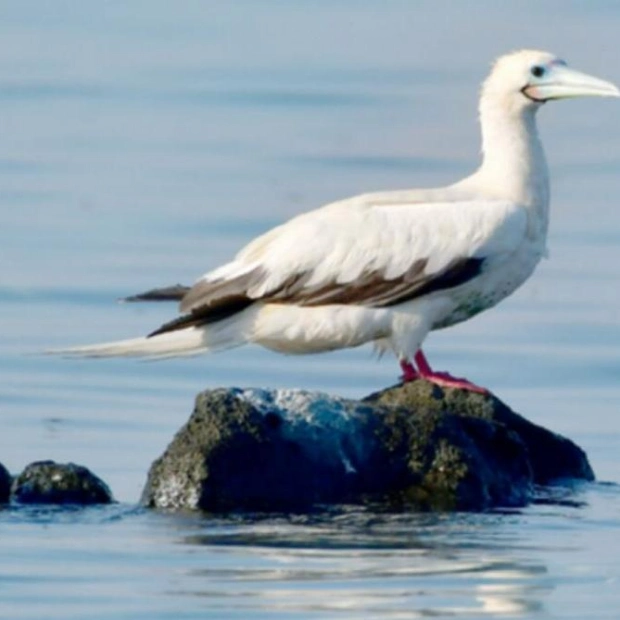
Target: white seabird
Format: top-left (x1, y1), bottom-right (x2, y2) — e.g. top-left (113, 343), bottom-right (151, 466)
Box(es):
top-left (59, 50), bottom-right (619, 392)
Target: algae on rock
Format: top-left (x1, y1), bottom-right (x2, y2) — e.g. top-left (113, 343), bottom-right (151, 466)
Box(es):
top-left (142, 380), bottom-right (592, 512)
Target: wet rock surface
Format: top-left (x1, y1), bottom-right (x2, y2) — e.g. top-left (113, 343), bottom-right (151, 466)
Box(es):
top-left (142, 381), bottom-right (593, 512)
top-left (364, 381), bottom-right (594, 484)
top-left (0, 462), bottom-right (11, 503)
top-left (11, 460), bottom-right (114, 505)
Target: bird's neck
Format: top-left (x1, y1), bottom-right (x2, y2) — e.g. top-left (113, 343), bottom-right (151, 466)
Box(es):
top-left (472, 100), bottom-right (550, 236)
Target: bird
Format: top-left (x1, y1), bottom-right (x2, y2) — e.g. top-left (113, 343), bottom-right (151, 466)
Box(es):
top-left (57, 50), bottom-right (619, 393)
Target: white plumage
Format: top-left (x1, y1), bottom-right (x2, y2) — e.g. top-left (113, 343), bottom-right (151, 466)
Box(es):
top-left (58, 50), bottom-right (618, 392)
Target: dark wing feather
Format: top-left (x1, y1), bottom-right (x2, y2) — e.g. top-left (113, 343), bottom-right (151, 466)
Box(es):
top-left (147, 256), bottom-right (485, 337)
top-left (147, 268), bottom-right (267, 336)
top-left (387, 257), bottom-right (485, 305)
top-left (122, 284), bottom-right (190, 302)
top-left (148, 297), bottom-right (253, 336)
top-left (269, 257), bottom-right (484, 307)
top-left (178, 267), bottom-right (269, 313)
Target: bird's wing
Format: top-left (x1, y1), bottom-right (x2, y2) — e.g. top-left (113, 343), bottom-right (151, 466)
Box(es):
top-left (152, 197), bottom-right (527, 336)
top-left (123, 284), bottom-right (190, 302)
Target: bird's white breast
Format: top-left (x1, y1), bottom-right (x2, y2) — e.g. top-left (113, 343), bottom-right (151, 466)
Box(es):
top-left (430, 236), bottom-right (545, 330)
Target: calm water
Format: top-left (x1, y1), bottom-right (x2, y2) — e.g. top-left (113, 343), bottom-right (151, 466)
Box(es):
top-left (2, 1), bottom-right (620, 618)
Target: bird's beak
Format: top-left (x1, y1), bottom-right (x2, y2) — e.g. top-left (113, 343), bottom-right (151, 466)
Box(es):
top-left (523, 65), bottom-right (620, 102)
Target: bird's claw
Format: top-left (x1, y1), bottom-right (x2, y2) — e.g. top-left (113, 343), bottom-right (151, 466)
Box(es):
top-left (399, 355), bottom-right (487, 393)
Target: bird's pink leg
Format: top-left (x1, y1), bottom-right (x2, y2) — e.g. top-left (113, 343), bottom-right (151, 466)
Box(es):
top-left (413, 350), bottom-right (488, 394)
top-left (399, 359), bottom-right (419, 382)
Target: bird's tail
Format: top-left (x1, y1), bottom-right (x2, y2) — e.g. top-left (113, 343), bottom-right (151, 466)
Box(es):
top-left (49, 316), bottom-right (250, 360)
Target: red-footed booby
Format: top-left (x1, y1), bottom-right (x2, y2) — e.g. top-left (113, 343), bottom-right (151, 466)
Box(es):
top-left (58, 50), bottom-right (619, 392)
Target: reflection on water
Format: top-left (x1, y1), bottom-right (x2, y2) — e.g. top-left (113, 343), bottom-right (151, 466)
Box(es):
top-left (0, 504), bottom-right (554, 619)
top-left (177, 510), bottom-right (550, 618)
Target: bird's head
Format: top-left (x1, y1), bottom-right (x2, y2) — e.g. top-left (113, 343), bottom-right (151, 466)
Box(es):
top-left (481, 50), bottom-right (619, 116)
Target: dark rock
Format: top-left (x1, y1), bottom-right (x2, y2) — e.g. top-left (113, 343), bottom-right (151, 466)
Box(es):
top-left (11, 461), bottom-right (113, 505)
top-left (143, 379), bottom-right (591, 512)
top-left (364, 381), bottom-right (594, 484)
top-left (0, 462), bottom-right (11, 503)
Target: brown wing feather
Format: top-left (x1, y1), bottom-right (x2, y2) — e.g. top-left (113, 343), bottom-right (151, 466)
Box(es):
top-left (123, 284), bottom-right (190, 302)
top-left (179, 267), bottom-right (266, 313)
top-left (147, 257), bottom-right (485, 337)
top-left (148, 296), bottom-right (253, 337)
top-left (271, 258), bottom-right (429, 306)
top-left (150, 267), bottom-right (267, 337)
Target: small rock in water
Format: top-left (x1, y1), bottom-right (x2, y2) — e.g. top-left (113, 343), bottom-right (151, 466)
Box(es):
top-left (11, 461), bottom-right (113, 505)
top-left (141, 381), bottom-right (593, 512)
top-left (0, 462), bottom-right (11, 503)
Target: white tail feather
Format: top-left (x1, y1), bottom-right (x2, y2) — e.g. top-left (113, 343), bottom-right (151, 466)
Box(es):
top-left (50, 321), bottom-right (247, 359)
top-left (51, 329), bottom-right (208, 359)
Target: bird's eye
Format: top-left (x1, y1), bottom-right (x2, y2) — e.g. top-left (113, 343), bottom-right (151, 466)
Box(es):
top-left (530, 65), bottom-right (546, 78)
